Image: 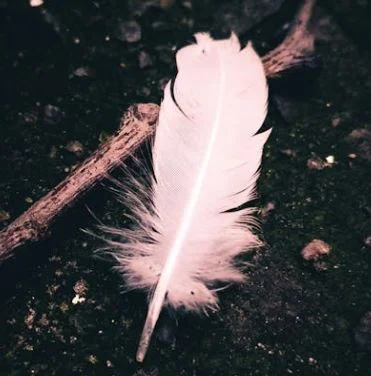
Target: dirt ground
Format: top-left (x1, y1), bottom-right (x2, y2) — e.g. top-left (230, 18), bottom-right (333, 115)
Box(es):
top-left (1, 1), bottom-right (370, 375)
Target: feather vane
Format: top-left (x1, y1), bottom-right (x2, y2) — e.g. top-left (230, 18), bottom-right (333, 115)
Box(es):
top-left (107, 33), bottom-right (271, 362)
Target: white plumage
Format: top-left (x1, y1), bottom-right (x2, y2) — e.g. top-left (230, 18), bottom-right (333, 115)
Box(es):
top-left (105, 33), bottom-right (271, 361)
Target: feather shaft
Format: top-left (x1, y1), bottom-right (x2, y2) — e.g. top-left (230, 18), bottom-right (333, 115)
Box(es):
top-left (136, 51), bottom-right (229, 361)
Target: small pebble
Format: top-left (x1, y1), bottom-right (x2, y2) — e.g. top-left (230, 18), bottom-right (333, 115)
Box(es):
top-left (138, 51), bottom-right (152, 68)
top-left (307, 154), bottom-right (335, 170)
top-left (280, 149), bottom-right (296, 157)
top-left (330, 111), bottom-right (351, 127)
top-left (364, 236), bottom-right (371, 247)
top-left (25, 344), bottom-right (34, 351)
top-left (301, 239), bottom-right (331, 261)
top-left (22, 110), bottom-right (38, 124)
top-left (0, 209), bottom-right (10, 221)
top-left (325, 155), bottom-right (335, 164)
top-left (43, 104), bottom-right (64, 125)
top-left (183, 1), bottom-right (192, 9)
top-left (114, 20), bottom-right (141, 43)
top-left (66, 140), bottom-right (84, 157)
top-left (60, 302), bottom-right (69, 312)
top-left (70, 336), bottom-right (78, 344)
top-left (307, 155), bottom-right (326, 170)
top-left (331, 116), bottom-right (341, 127)
top-left (86, 354), bottom-right (98, 364)
top-left (38, 314), bottom-right (49, 327)
top-left (73, 279), bottom-right (88, 296)
top-left (73, 66), bottom-right (95, 77)
top-left (72, 294), bottom-right (86, 305)
top-left (25, 308), bottom-right (36, 329)
top-left (30, 0), bottom-right (43, 7)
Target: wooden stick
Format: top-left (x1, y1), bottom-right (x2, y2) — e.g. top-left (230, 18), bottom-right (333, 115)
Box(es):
top-left (0, 104), bottom-right (159, 260)
top-left (0, 0), bottom-right (316, 260)
top-left (262, 0), bottom-right (316, 77)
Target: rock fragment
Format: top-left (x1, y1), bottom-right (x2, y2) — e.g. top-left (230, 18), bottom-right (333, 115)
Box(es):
top-left (301, 239), bottom-right (331, 261)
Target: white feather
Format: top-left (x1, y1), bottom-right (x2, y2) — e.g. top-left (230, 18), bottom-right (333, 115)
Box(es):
top-left (106, 32), bottom-right (271, 361)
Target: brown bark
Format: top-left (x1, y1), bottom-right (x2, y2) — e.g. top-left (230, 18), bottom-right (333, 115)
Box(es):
top-left (262, 0), bottom-right (316, 77)
top-left (0, 0), bottom-right (316, 260)
top-left (0, 104), bottom-right (159, 260)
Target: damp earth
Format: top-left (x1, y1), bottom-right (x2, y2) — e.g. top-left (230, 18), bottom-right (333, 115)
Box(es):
top-left (1, 1), bottom-right (371, 375)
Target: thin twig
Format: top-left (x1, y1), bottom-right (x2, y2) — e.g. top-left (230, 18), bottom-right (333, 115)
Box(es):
top-left (262, 0), bottom-right (317, 77)
top-left (0, 0), bottom-right (317, 260)
top-left (0, 104), bottom-right (159, 260)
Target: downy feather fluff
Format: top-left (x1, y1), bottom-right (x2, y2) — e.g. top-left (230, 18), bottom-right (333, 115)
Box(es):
top-left (105, 32), bottom-right (271, 361)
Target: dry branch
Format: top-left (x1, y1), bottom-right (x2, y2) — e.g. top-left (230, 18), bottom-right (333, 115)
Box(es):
top-left (262, 0), bottom-right (316, 77)
top-left (0, 0), bottom-right (317, 260)
top-left (0, 104), bottom-right (159, 260)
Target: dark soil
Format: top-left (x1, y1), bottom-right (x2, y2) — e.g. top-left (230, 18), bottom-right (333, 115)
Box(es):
top-left (1, 1), bottom-right (370, 375)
